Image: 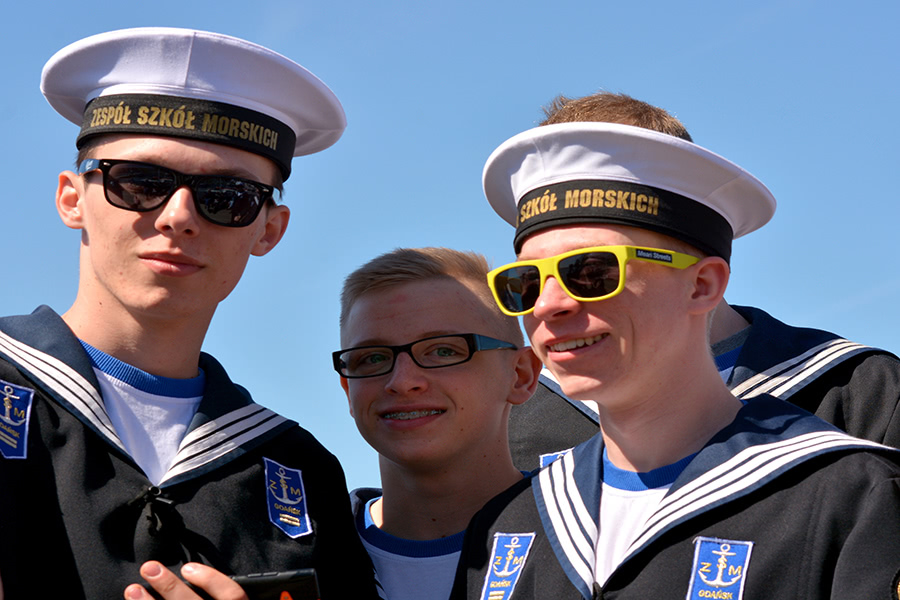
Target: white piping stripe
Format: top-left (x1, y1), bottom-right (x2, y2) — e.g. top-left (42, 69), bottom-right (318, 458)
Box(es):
top-left (683, 432), bottom-right (852, 492)
top-left (177, 403), bottom-right (270, 454)
top-left (731, 339), bottom-right (867, 399)
top-left (0, 330), bottom-right (125, 452)
top-left (625, 432), bottom-right (883, 554)
top-left (651, 431), bottom-right (875, 519)
top-left (561, 451), bottom-right (598, 542)
top-left (539, 460), bottom-right (594, 590)
top-left (160, 409), bottom-right (287, 483)
top-left (762, 343), bottom-right (868, 399)
top-left (732, 339), bottom-right (858, 398)
top-left (550, 452), bottom-right (596, 567)
top-left (0, 331), bottom-right (290, 484)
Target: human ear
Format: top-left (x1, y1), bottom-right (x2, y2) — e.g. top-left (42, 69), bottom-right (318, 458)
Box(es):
top-left (507, 347), bottom-right (543, 406)
top-left (687, 257), bottom-right (730, 316)
top-left (251, 204), bottom-right (290, 257)
top-left (56, 171), bottom-right (85, 229)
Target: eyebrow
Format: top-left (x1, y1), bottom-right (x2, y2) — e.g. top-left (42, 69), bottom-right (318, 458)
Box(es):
top-left (343, 331), bottom-right (464, 348)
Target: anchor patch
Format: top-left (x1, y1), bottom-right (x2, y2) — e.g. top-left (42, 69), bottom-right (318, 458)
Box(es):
top-left (263, 457), bottom-right (312, 538)
top-left (686, 537), bottom-right (753, 600)
top-left (0, 379), bottom-right (34, 459)
top-left (479, 532), bottom-right (535, 600)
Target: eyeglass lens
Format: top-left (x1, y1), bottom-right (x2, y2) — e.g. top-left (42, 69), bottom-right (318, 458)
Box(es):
top-left (102, 162), bottom-right (267, 227)
top-left (339, 335), bottom-right (474, 378)
top-left (495, 251), bottom-right (621, 313)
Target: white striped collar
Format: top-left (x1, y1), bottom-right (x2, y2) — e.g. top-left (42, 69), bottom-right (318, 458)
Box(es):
top-left (0, 307), bottom-right (294, 486)
top-left (727, 305), bottom-right (879, 401)
top-left (731, 338), bottom-right (871, 400)
top-left (0, 323), bottom-right (125, 452)
top-left (532, 398), bottom-right (895, 596)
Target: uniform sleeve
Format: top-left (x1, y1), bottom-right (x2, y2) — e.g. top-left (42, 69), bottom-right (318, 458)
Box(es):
top-left (304, 448), bottom-right (380, 600)
top-left (831, 463), bottom-right (900, 599)
top-left (798, 352), bottom-right (900, 447)
top-left (449, 478), bottom-right (530, 600)
top-left (508, 383), bottom-right (599, 472)
top-left (847, 354), bottom-right (900, 448)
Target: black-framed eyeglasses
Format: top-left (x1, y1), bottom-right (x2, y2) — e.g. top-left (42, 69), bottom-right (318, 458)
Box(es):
top-left (333, 333), bottom-right (518, 379)
top-left (78, 158), bottom-right (280, 228)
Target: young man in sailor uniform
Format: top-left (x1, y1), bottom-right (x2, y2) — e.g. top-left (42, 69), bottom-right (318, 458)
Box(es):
top-left (338, 247), bottom-right (541, 600)
top-left (450, 121), bottom-right (900, 599)
top-left (0, 28), bottom-right (377, 599)
top-left (508, 92), bottom-right (900, 472)
top-left (115, 248), bottom-right (542, 600)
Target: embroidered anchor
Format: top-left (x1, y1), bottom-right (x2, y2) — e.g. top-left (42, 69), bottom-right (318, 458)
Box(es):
top-left (493, 536), bottom-right (525, 577)
top-left (270, 466), bottom-right (302, 505)
top-left (1, 385), bottom-right (26, 426)
top-left (263, 458), bottom-right (312, 539)
top-left (699, 544), bottom-right (743, 587)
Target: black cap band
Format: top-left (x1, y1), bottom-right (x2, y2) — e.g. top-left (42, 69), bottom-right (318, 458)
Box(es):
top-left (78, 94), bottom-right (297, 179)
top-left (513, 179), bottom-right (734, 261)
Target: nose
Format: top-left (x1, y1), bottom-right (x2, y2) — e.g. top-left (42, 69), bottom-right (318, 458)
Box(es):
top-left (154, 186), bottom-right (201, 236)
top-left (384, 351), bottom-right (428, 395)
top-left (531, 276), bottom-right (582, 322)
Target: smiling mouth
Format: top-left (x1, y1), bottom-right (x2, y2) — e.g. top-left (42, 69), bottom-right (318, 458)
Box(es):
top-left (381, 409), bottom-right (446, 420)
top-left (549, 333), bottom-right (609, 353)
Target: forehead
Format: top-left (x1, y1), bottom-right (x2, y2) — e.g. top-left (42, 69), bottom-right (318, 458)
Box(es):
top-left (86, 134), bottom-right (280, 184)
top-left (341, 278), bottom-right (498, 346)
top-left (517, 224), bottom-right (677, 260)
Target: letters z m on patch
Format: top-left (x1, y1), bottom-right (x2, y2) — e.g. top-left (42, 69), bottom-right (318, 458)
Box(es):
top-left (263, 457), bottom-right (312, 538)
top-left (686, 537), bottom-right (754, 600)
top-left (479, 532), bottom-right (535, 600)
top-left (0, 379), bottom-right (34, 460)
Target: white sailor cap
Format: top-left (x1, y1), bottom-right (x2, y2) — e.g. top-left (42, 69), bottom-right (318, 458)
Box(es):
top-left (482, 122), bottom-right (776, 261)
top-left (41, 27), bottom-right (346, 180)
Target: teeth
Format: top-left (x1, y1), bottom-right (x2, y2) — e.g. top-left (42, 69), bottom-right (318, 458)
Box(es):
top-left (549, 333), bottom-right (608, 353)
top-left (382, 409), bottom-right (445, 420)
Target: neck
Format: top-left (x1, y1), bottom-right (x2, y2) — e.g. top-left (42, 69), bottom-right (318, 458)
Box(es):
top-left (374, 452), bottom-right (523, 540)
top-left (63, 296), bottom-right (213, 379)
top-left (600, 353), bottom-right (742, 473)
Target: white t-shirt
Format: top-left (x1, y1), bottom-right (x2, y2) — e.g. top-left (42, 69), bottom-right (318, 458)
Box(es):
top-left (350, 489), bottom-right (463, 600)
top-left (594, 449), bottom-right (695, 585)
top-left (81, 341), bottom-right (204, 486)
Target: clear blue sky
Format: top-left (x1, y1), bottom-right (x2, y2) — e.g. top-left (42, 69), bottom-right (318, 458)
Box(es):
top-left (3, 0), bottom-right (898, 490)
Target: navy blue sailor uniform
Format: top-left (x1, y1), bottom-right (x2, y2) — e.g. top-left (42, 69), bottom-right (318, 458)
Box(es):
top-left (452, 398), bottom-right (900, 600)
top-left (509, 305), bottom-right (900, 471)
top-left (508, 373), bottom-right (600, 472)
top-left (726, 305), bottom-right (900, 445)
top-left (0, 306), bottom-right (377, 599)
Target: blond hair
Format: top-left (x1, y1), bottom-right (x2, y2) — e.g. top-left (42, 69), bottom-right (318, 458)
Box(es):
top-left (339, 247), bottom-right (523, 345)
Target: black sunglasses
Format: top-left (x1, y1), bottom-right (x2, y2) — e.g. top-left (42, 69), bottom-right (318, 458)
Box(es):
top-left (77, 159), bottom-right (279, 227)
top-left (333, 333), bottom-right (518, 379)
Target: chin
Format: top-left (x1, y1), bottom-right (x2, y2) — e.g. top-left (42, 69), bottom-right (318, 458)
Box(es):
top-left (555, 372), bottom-right (609, 403)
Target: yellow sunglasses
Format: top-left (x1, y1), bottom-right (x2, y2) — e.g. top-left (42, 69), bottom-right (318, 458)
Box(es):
top-left (487, 245), bottom-right (700, 316)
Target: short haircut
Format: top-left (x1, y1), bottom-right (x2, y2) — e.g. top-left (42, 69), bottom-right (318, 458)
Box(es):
top-left (339, 247), bottom-right (524, 346)
top-left (541, 92), bottom-right (693, 142)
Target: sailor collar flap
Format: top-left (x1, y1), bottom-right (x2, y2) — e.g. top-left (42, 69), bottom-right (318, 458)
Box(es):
top-left (532, 398), bottom-right (894, 597)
